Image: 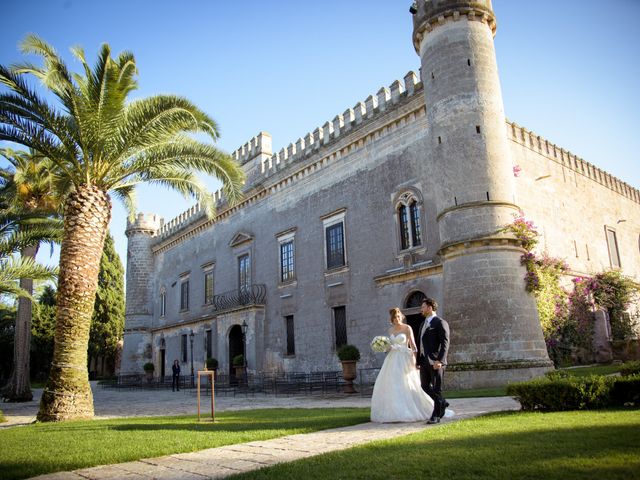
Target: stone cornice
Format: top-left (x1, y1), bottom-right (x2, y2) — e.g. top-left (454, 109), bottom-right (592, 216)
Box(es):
top-left (374, 262), bottom-right (443, 286)
top-left (436, 200), bottom-right (520, 222)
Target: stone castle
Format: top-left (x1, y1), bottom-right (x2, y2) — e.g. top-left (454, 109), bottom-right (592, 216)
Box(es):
top-left (121, 0), bottom-right (640, 388)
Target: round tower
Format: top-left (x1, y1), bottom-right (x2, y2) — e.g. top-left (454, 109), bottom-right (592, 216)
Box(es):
top-left (120, 213), bottom-right (163, 375)
top-left (412, 0), bottom-right (552, 386)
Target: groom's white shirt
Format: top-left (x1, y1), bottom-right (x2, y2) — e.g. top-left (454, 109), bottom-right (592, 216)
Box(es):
top-left (420, 313), bottom-right (436, 356)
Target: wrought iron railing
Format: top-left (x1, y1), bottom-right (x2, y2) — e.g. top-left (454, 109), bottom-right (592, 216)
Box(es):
top-left (210, 284), bottom-right (267, 313)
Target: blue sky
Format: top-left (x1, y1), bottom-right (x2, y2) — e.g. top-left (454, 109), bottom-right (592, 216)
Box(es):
top-left (2, 0), bottom-right (639, 272)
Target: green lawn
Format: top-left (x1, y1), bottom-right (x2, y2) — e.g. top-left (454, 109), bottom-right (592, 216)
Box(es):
top-left (561, 364), bottom-right (622, 377)
top-left (230, 409), bottom-right (640, 480)
top-left (0, 408), bottom-right (369, 480)
top-left (0, 410), bottom-right (5, 423)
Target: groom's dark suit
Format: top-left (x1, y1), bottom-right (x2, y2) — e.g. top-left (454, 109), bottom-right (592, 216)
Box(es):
top-left (417, 315), bottom-right (450, 420)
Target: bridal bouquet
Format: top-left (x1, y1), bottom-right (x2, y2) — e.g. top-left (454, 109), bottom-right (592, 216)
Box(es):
top-left (370, 335), bottom-right (391, 353)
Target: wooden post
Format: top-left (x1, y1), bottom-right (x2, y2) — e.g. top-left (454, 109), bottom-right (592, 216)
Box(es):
top-left (197, 370), bottom-right (215, 421)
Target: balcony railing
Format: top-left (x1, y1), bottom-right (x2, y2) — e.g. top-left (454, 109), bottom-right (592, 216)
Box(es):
top-left (210, 284), bottom-right (267, 313)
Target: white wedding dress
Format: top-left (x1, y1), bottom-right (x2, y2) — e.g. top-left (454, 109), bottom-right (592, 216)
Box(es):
top-left (370, 333), bottom-right (435, 423)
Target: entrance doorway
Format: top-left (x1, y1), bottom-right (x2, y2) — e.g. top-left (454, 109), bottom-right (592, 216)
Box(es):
top-left (404, 291), bottom-right (427, 341)
top-left (228, 325), bottom-right (244, 381)
top-left (160, 349), bottom-right (166, 381)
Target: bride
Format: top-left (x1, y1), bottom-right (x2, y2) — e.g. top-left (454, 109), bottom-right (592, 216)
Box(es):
top-left (370, 308), bottom-right (434, 423)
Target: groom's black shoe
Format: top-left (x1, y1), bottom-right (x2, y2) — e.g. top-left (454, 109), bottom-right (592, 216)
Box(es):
top-left (427, 416), bottom-right (440, 425)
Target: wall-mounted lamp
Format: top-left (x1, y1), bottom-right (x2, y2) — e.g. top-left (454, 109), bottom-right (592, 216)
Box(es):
top-left (617, 219), bottom-right (627, 224)
top-left (409, 2), bottom-right (418, 14)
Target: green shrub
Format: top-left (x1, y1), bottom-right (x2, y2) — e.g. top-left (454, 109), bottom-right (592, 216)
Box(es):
top-left (620, 360), bottom-right (640, 377)
top-left (143, 362), bottom-right (154, 372)
top-left (206, 357), bottom-right (219, 369)
top-left (609, 374), bottom-right (640, 406)
top-left (507, 375), bottom-right (614, 411)
top-left (544, 369), bottom-right (570, 380)
top-left (337, 344), bottom-right (361, 362)
top-left (232, 354), bottom-right (245, 367)
top-left (0, 409), bottom-right (5, 423)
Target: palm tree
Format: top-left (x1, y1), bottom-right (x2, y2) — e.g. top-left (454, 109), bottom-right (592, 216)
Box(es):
top-left (0, 36), bottom-right (244, 421)
top-left (1, 148), bottom-right (62, 401)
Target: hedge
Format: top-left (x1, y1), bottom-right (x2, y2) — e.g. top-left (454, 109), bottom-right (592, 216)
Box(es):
top-left (507, 374), bottom-right (640, 411)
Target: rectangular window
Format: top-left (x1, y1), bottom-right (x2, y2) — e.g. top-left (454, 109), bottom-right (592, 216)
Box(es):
top-left (285, 315), bottom-right (295, 356)
top-left (206, 330), bottom-right (212, 359)
top-left (333, 306), bottom-right (347, 348)
top-left (204, 270), bottom-right (214, 304)
top-left (605, 227), bottom-right (621, 268)
top-left (238, 254), bottom-right (251, 292)
top-left (326, 223), bottom-right (345, 269)
top-left (181, 334), bottom-right (188, 363)
top-left (280, 240), bottom-right (295, 282)
top-left (180, 280), bottom-right (189, 311)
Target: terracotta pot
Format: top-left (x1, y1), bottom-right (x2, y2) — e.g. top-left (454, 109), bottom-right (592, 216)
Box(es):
top-left (341, 360), bottom-right (357, 394)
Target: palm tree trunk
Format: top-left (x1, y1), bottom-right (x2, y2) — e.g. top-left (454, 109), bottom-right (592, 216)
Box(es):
top-left (37, 185), bottom-right (111, 422)
top-left (2, 244), bottom-right (39, 402)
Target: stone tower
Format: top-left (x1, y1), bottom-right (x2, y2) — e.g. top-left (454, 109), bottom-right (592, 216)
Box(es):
top-left (120, 213), bottom-right (163, 375)
top-left (412, 0), bottom-right (552, 385)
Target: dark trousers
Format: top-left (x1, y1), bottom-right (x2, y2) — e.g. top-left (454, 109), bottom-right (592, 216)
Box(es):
top-left (172, 374), bottom-right (180, 391)
top-left (419, 363), bottom-right (446, 419)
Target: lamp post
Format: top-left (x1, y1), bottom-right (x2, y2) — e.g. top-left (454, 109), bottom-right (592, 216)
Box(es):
top-left (241, 320), bottom-right (248, 384)
top-left (189, 329), bottom-right (195, 387)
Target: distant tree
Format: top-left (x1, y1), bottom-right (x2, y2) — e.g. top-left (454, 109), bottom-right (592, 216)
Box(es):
top-left (31, 285), bottom-right (57, 381)
top-left (88, 233), bottom-right (124, 376)
top-left (0, 148), bottom-right (62, 402)
top-left (0, 303), bottom-right (16, 381)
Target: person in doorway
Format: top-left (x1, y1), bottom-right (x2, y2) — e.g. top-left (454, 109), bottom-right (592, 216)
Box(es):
top-left (172, 359), bottom-right (181, 391)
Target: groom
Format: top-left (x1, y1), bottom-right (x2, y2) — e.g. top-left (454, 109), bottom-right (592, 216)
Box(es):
top-left (417, 297), bottom-right (450, 424)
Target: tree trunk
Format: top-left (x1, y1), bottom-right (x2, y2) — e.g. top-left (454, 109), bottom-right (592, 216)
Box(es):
top-left (37, 185), bottom-right (111, 422)
top-left (2, 244), bottom-right (39, 402)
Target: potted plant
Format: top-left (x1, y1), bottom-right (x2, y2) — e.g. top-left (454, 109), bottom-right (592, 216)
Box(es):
top-left (337, 344), bottom-right (360, 394)
top-left (143, 362), bottom-right (154, 382)
top-left (232, 354), bottom-right (246, 383)
top-left (206, 357), bottom-right (219, 380)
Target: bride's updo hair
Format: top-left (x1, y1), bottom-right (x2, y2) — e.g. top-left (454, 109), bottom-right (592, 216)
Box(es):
top-left (389, 307), bottom-right (405, 325)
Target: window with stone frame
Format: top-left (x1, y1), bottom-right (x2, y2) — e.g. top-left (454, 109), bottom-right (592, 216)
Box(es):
top-left (333, 306), bottom-right (347, 348)
top-left (285, 315), bottom-right (295, 356)
top-left (181, 334), bottom-right (188, 363)
top-left (238, 254), bottom-right (251, 292)
top-left (276, 229), bottom-right (296, 283)
top-left (203, 267), bottom-right (214, 305)
top-left (159, 289), bottom-right (166, 317)
top-left (605, 227), bottom-right (621, 268)
top-left (322, 210), bottom-right (347, 270)
top-left (396, 192), bottom-right (423, 250)
top-left (180, 276), bottom-right (189, 311)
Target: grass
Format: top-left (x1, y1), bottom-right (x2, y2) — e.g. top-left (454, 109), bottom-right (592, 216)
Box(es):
top-left (448, 386), bottom-right (507, 397)
top-left (0, 407), bottom-right (369, 480)
top-left (230, 409), bottom-right (640, 480)
top-left (561, 364), bottom-right (622, 377)
top-left (0, 410), bottom-right (4, 423)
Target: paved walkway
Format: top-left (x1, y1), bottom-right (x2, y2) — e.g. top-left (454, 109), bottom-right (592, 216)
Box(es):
top-left (1, 384), bottom-right (519, 479)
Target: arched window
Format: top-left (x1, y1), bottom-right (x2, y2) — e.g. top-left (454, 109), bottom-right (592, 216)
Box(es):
top-left (159, 288), bottom-right (166, 317)
top-left (396, 192), bottom-right (423, 250)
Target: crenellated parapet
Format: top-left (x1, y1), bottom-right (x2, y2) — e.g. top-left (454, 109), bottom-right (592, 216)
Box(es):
top-left (125, 213), bottom-right (163, 237)
top-left (412, 0), bottom-right (497, 53)
top-left (259, 71), bottom-right (422, 178)
top-left (230, 131), bottom-right (273, 166)
top-left (507, 121), bottom-right (640, 205)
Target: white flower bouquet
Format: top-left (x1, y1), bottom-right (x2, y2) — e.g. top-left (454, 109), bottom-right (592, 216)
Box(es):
top-left (370, 335), bottom-right (391, 353)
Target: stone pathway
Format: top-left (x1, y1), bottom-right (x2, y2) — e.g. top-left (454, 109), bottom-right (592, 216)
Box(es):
top-left (10, 389), bottom-right (517, 480)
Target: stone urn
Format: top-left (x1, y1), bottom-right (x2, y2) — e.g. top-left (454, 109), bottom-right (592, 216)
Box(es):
top-left (341, 360), bottom-right (358, 394)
